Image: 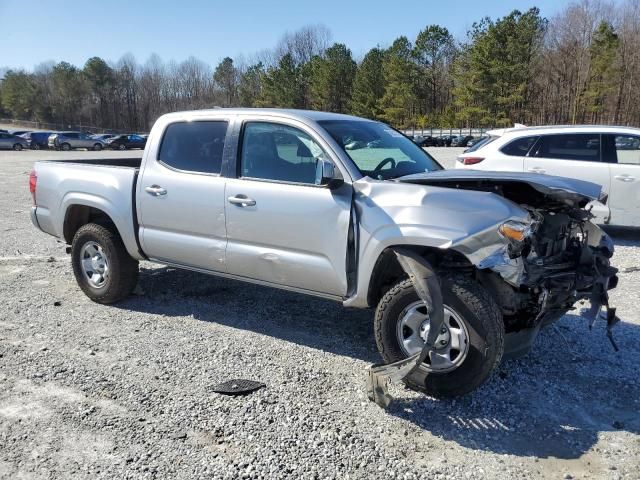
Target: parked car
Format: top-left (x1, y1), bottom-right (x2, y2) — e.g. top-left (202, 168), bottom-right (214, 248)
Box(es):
top-left (455, 125), bottom-right (640, 227)
top-left (465, 135), bottom-right (488, 148)
top-left (413, 136), bottom-right (439, 147)
top-left (9, 130), bottom-right (31, 136)
top-left (29, 109), bottom-right (618, 401)
top-left (48, 132), bottom-right (106, 151)
top-left (92, 133), bottom-right (117, 142)
top-left (438, 135), bottom-right (456, 147)
top-left (21, 131), bottom-right (53, 150)
top-left (107, 134), bottom-right (147, 150)
top-left (451, 135), bottom-right (474, 147)
top-left (0, 132), bottom-right (30, 150)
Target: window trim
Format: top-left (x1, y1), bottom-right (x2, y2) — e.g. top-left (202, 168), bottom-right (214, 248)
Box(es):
top-left (156, 119), bottom-right (230, 177)
top-left (236, 119), bottom-right (338, 188)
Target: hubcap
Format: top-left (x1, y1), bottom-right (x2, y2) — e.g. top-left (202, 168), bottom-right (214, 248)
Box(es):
top-left (396, 301), bottom-right (470, 372)
top-left (80, 241), bottom-right (109, 288)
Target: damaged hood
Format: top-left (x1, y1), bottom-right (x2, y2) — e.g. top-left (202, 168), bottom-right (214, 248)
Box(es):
top-left (397, 170), bottom-right (605, 208)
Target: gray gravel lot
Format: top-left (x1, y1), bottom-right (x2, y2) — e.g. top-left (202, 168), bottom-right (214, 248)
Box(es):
top-left (1, 148), bottom-right (639, 479)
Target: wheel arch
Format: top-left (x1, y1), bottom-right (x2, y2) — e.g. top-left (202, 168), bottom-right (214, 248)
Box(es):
top-left (63, 204), bottom-right (117, 244)
top-left (366, 245), bottom-right (473, 308)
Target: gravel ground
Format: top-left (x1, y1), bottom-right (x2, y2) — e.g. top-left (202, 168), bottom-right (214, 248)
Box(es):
top-left (1, 149), bottom-right (639, 479)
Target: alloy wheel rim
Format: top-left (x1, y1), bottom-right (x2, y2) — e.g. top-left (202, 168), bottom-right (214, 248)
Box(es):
top-left (396, 301), bottom-right (470, 373)
top-left (80, 241), bottom-right (109, 288)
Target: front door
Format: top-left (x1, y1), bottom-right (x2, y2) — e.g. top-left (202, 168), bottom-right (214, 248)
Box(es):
top-left (524, 133), bottom-right (611, 224)
top-left (608, 133), bottom-right (640, 227)
top-left (137, 120), bottom-right (230, 271)
top-left (224, 120), bottom-right (352, 297)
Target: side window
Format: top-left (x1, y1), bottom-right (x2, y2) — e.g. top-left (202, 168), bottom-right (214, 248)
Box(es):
top-left (241, 122), bottom-right (326, 184)
top-left (614, 135), bottom-right (640, 165)
top-left (500, 136), bottom-right (538, 156)
top-left (158, 121), bottom-right (228, 174)
top-left (534, 134), bottom-right (601, 161)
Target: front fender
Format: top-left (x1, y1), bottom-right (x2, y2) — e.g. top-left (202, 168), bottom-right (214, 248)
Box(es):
top-left (344, 179), bottom-right (529, 308)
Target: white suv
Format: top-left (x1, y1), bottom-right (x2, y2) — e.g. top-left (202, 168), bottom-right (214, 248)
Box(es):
top-left (455, 125), bottom-right (640, 227)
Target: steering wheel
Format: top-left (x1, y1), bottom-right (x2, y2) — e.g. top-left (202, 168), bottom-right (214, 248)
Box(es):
top-left (373, 157), bottom-right (396, 173)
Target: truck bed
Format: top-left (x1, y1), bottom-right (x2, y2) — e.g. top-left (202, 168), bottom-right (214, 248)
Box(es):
top-left (40, 157), bottom-right (142, 169)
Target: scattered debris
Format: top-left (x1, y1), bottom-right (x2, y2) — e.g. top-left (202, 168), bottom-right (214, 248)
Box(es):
top-left (212, 379), bottom-right (265, 396)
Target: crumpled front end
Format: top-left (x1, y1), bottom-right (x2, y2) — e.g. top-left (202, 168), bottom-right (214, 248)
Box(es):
top-left (457, 207), bottom-right (618, 339)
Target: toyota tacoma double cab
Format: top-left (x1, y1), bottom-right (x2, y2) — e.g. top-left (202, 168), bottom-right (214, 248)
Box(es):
top-left (30, 109), bottom-right (618, 400)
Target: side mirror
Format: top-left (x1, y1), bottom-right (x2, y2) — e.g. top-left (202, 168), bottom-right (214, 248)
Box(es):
top-left (315, 159), bottom-right (343, 189)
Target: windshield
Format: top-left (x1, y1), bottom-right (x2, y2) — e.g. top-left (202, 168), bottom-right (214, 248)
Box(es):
top-left (318, 120), bottom-right (441, 179)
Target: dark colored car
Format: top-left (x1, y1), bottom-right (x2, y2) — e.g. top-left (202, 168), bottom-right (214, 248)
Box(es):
top-left (438, 135), bottom-right (456, 147)
top-left (451, 135), bottom-right (474, 147)
top-left (107, 134), bottom-right (147, 150)
top-left (21, 131), bottom-right (53, 150)
top-left (465, 136), bottom-right (487, 148)
top-left (414, 136), bottom-right (440, 147)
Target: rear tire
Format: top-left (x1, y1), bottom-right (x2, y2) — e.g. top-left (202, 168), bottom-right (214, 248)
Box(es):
top-left (374, 275), bottom-right (504, 398)
top-left (93, 143), bottom-right (103, 151)
top-left (13, 143), bottom-right (22, 151)
top-left (61, 143), bottom-right (71, 151)
top-left (118, 144), bottom-right (126, 150)
top-left (71, 223), bottom-right (139, 304)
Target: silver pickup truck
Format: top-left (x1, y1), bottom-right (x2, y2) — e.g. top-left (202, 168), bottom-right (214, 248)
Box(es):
top-left (30, 109), bottom-right (618, 399)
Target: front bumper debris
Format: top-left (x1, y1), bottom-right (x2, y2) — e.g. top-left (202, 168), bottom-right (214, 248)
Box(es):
top-left (367, 248), bottom-right (445, 408)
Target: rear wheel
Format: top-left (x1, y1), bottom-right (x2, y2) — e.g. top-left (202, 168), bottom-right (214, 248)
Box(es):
top-left (374, 275), bottom-right (504, 397)
top-left (13, 143), bottom-right (22, 151)
top-left (71, 223), bottom-right (139, 304)
top-left (32, 143), bottom-right (41, 150)
top-left (61, 143), bottom-right (71, 151)
top-left (118, 144), bottom-right (126, 150)
top-left (93, 143), bottom-right (103, 151)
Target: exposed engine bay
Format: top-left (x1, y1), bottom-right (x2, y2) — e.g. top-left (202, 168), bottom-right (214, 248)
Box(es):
top-left (398, 172), bottom-right (619, 338)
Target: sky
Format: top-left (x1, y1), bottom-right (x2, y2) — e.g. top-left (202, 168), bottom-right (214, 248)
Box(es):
top-left (1, 0), bottom-right (574, 71)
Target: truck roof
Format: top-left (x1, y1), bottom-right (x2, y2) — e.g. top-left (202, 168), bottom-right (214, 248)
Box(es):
top-left (158, 108), bottom-right (373, 124)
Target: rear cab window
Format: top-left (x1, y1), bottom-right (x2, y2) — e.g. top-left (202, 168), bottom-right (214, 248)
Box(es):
top-left (158, 121), bottom-right (228, 174)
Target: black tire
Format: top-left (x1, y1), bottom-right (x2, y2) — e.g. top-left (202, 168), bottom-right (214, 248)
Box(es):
top-left (374, 275), bottom-right (504, 398)
top-left (61, 143), bottom-right (71, 151)
top-left (13, 143), bottom-right (22, 151)
top-left (33, 143), bottom-right (41, 150)
top-left (118, 144), bottom-right (126, 150)
top-left (93, 143), bottom-right (103, 151)
top-left (71, 223), bottom-right (139, 304)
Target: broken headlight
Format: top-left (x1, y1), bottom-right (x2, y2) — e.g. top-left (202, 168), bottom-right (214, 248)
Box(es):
top-left (498, 220), bottom-right (534, 258)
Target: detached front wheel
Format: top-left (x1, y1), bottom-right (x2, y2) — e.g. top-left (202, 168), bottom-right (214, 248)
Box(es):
top-left (71, 223), bottom-right (139, 304)
top-left (374, 275), bottom-right (504, 398)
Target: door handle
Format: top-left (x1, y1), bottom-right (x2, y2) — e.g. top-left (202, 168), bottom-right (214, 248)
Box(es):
top-left (527, 167), bottom-right (546, 173)
top-left (228, 195), bottom-right (256, 207)
top-left (614, 175), bottom-right (635, 182)
top-left (145, 185), bottom-right (167, 196)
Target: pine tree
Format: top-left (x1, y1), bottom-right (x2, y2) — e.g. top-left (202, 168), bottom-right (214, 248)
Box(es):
top-left (309, 43), bottom-right (356, 112)
top-left (378, 37), bottom-right (417, 128)
top-left (350, 48), bottom-right (385, 120)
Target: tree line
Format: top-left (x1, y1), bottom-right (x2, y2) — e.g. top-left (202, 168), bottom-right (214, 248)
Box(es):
top-left (1, 0), bottom-right (639, 132)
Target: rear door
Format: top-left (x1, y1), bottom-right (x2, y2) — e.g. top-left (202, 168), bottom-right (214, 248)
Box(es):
top-left (224, 118), bottom-right (352, 297)
top-left (607, 133), bottom-right (640, 227)
top-left (137, 119), bottom-right (230, 271)
top-left (524, 133), bottom-right (611, 223)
